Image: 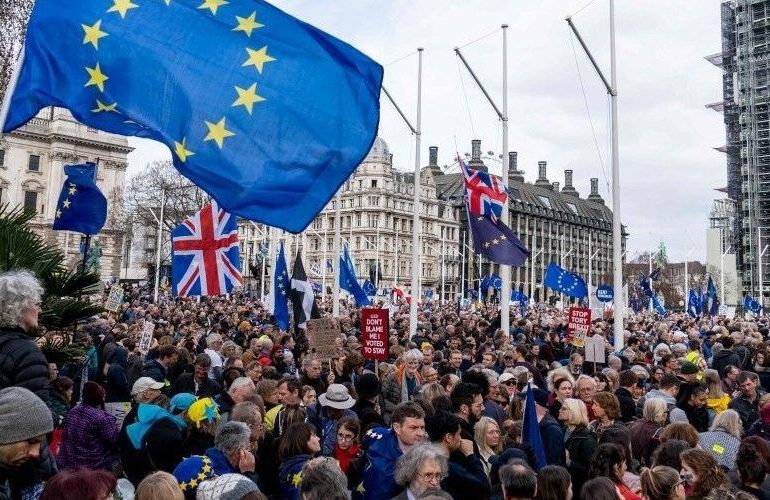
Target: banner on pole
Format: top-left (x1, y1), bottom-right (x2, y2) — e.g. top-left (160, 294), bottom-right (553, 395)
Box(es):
top-left (105, 285), bottom-right (124, 313)
top-left (307, 317), bottom-right (340, 358)
top-left (566, 306), bottom-right (591, 348)
top-left (138, 321), bottom-right (155, 354)
top-left (361, 308), bottom-right (389, 361)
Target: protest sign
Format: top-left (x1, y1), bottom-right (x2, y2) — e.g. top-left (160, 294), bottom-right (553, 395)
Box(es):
top-left (307, 317), bottom-right (340, 358)
top-left (105, 285), bottom-right (124, 312)
top-left (361, 308), bottom-right (389, 361)
top-left (585, 334), bottom-right (607, 364)
top-left (567, 306), bottom-right (592, 348)
top-left (104, 402), bottom-right (132, 429)
top-left (138, 320), bottom-right (155, 354)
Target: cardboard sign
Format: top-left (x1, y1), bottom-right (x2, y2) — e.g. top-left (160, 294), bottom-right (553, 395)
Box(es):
top-left (567, 306), bottom-right (592, 348)
top-left (307, 317), bottom-right (340, 358)
top-left (361, 308), bottom-right (389, 361)
top-left (584, 334), bottom-right (606, 364)
top-left (105, 285), bottom-right (124, 312)
top-left (138, 320), bottom-right (155, 354)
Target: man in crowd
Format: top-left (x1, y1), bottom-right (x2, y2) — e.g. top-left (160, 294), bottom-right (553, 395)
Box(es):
top-left (450, 382), bottom-right (483, 443)
top-left (300, 358), bottom-right (328, 395)
top-left (214, 376), bottom-right (256, 425)
top-left (500, 459), bottom-right (538, 500)
top-left (575, 375), bottom-right (597, 421)
top-left (171, 353), bottom-right (221, 398)
top-left (730, 371), bottom-right (765, 431)
top-left (615, 370), bottom-right (637, 423)
top-left (141, 344), bottom-right (179, 386)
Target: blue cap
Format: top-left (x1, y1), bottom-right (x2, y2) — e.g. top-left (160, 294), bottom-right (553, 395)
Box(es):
top-left (170, 393), bottom-right (197, 414)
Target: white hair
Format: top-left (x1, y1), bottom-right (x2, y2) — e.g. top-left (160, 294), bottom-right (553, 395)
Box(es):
top-left (0, 270), bottom-right (43, 328)
top-left (206, 333), bottom-right (222, 344)
top-left (229, 376), bottom-right (255, 391)
top-left (482, 368), bottom-right (499, 382)
top-left (402, 348), bottom-right (423, 364)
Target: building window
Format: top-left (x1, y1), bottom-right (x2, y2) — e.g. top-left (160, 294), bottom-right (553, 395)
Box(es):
top-left (0, 149), bottom-right (4, 167)
top-left (23, 191), bottom-right (37, 213)
top-left (566, 202), bottom-right (578, 214)
top-left (28, 154), bottom-right (40, 172)
top-left (537, 195), bottom-right (551, 208)
top-left (372, 179), bottom-right (378, 188)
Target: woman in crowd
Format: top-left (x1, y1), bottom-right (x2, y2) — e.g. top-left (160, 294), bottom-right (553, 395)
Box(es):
top-left (589, 442), bottom-right (641, 500)
top-left (49, 376), bottom-right (74, 425)
top-left (277, 422), bottom-right (321, 500)
top-left (679, 448), bottom-right (728, 500)
top-left (245, 361), bottom-right (263, 385)
top-left (581, 476), bottom-right (624, 500)
top-left (698, 409), bottom-right (743, 470)
top-left (382, 349), bottom-right (422, 424)
top-left (629, 398), bottom-right (667, 468)
top-left (333, 416), bottom-right (361, 475)
top-left (256, 379), bottom-right (279, 412)
top-left (57, 381), bottom-right (120, 471)
top-left (735, 440), bottom-right (770, 500)
top-left (594, 373), bottom-right (611, 393)
top-left (135, 471), bottom-right (184, 500)
top-left (105, 346), bottom-right (131, 403)
top-left (559, 398), bottom-right (597, 500)
top-left (40, 468), bottom-right (117, 500)
top-left (652, 440), bottom-right (690, 472)
top-left (475, 416), bottom-right (502, 478)
top-left (590, 392), bottom-right (622, 437)
top-left (550, 375), bottom-right (575, 417)
top-left (535, 465), bottom-right (573, 500)
top-left (659, 422), bottom-right (699, 449)
top-left (638, 466), bottom-right (685, 500)
top-left (649, 366), bottom-right (665, 390)
top-left (704, 369), bottom-right (730, 421)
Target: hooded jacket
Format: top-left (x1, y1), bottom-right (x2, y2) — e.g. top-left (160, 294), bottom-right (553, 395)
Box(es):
top-left (355, 427), bottom-right (403, 500)
top-left (278, 453), bottom-right (312, 500)
top-left (105, 347), bottom-right (130, 402)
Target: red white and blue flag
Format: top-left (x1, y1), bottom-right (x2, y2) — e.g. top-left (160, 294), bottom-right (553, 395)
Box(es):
top-left (460, 156), bottom-right (508, 222)
top-left (171, 201), bottom-right (242, 297)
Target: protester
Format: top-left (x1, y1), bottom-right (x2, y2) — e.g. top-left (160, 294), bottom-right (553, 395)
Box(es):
top-left (638, 466), bottom-right (685, 500)
top-left (307, 383), bottom-right (356, 455)
top-left (679, 448), bottom-right (728, 500)
top-left (534, 465), bottom-right (573, 500)
top-left (135, 471), bottom-right (184, 500)
top-left (298, 457), bottom-right (349, 500)
top-left (559, 398), bottom-right (597, 499)
top-left (171, 353), bottom-right (221, 398)
top-left (277, 422), bottom-right (321, 500)
top-left (39, 468), bottom-right (117, 500)
top-left (382, 349), bottom-right (423, 423)
top-left (698, 409), bottom-right (742, 470)
top-left (729, 371), bottom-right (765, 431)
top-left (500, 459), bottom-right (537, 500)
top-left (589, 442), bottom-right (641, 500)
top-left (393, 444), bottom-right (449, 500)
top-left (629, 398), bottom-right (667, 468)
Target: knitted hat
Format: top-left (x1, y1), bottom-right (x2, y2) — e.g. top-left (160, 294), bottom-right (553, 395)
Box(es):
top-left (170, 393), bottom-right (197, 414)
top-left (187, 397), bottom-right (220, 428)
top-left (0, 387), bottom-right (53, 445)
top-left (197, 473), bottom-right (259, 500)
top-left (173, 455), bottom-right (215, 495)
top-left (355, 372), bottom-right (380, 400)
top-left (680, 361), bottom-right (699, 375)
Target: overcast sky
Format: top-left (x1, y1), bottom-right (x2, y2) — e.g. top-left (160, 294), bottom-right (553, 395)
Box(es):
top-left (127, 0), bottom-right (726, 263)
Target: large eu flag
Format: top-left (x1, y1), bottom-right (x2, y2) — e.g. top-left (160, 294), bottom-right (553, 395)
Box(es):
top-left (468, 213), bottom-right (529, 266)
top-left (4, 0), bottom-right (383, 233)
top-left (543, 262), bottom-right (587, 299)
top-left (52, 163), bottom-right (107, 235)
top-left (340, 246), bottom-right (370, 307)
top-left (272, 243), bottom-right (290, 331)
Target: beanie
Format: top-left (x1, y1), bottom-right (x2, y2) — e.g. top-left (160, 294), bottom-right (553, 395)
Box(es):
top-left (173, 455), bottom-right (215, 495)
top-left (197, 473), bottom-right (259, 500)
top-left (0, 387), bottom-right (53, 444)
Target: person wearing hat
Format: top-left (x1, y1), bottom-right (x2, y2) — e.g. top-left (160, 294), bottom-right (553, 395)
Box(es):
top-left (353, 372), bottom-right (385, 431)
top-left (530, 386), bottom-right (566, 466)
top-left (0, 387), bottom-right (56, 499)
top-left (197, 473), bottom-right (262, 500)
top-left (118, 376), bottom-right (166, 484)
top-left (307, 383), bottom-right (357, 455)
top-left (676, 361), bottom-right (700, 408)
top-left (173, 455), bottom-right (216, 500)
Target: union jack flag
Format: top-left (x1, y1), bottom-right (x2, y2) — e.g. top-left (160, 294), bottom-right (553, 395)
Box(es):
top-left (171, 201), bottom-right (243, 297)
top-left (460, 156), bottom-right (508, 221)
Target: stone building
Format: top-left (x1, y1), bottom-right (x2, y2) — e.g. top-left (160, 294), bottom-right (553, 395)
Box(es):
top-left (0, 107), bottom-right (132, 278)
top-left (435, 139), bottom-right (627, 303)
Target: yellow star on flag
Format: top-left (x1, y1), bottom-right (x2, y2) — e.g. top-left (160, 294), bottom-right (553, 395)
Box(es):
top-left (55, 209), bottom-right (62, 219)
top-left (232, 83), bottom-right (265, 114)
top-left (243, 46), bottom-right (275, 73)
top-left (81, 20), bottom-right (108, 49)
top-left (68, 185), bottom-right (77, 195)
top-left (291, 472), bottom-right (303, 488)
top-left (62, 199), bottom-right (72, 209)
top-left (203, 118), bottom-right (235, 148)
top-left (107, 0), bottom-right (138, 19)
top-left (233, 11), bottom-right (263, 37)
top-left (198, 0), bottom-right (228, 15)
top-left (174, 138), bottom-right (195, 162)
top-left (92, 99), bottom-right (118, 113)
top-left (85, 63), bottom-right (109, 92)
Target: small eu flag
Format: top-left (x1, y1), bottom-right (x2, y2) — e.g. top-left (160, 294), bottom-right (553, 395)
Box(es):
top-left (4, 0), bottom-right (383, 233)
top-left (272, 243), bottom-right (290, 331)
top-left (543, 262), bottom-right (587, 299)
top-left (340, 246), bottom-right (370, 307)
top-left (52, 163), bottom-right (107, 235)
top-left (362, 279), bottom-right (377, 297)
top-left (467, 212), bottom-right (529, 266)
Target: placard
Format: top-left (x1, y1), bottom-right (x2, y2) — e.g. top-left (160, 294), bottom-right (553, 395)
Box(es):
top-left (105, 285), bottom-right (124, 312)
top-left (567, 306), bottom-right (592, 348)
top-left (138, 320), bottom-right (155, 354)
top-left (361, 308), bottom-right (389, 361)
top-left (584, 334), bottom-right (607, 364)
top-left (307, 317), bottom-right (340, 358)
top-left (104, 402), bottom-right (132, 429)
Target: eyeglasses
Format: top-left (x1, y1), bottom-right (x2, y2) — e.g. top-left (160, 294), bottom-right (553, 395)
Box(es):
top-left (418, 472), bottom-right (444, 482)
top-left (337, 433), bottom-right (355, 442)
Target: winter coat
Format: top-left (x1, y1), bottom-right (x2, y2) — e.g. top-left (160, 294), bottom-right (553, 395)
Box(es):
top-left (57, 404), bottom-right (120, 471)
top-left (352, 398), bottom-right (385, 432)
top-left (381, 366), bottom-right (421, 425)
top-left (105, 347), bottom-right (131, 403)
top-left (0, 441), bottom-right (57, 500)
top-left (539, 413), bottom-right (566, 466)
top-left (565, 425), bottom-right (597, 500)
top-left (679, 402), bottom-right (709, 432)
top-left (171, 373), bottom-right (221, 398)
top-left (729, 390), bottom-right (766, 432)
top-left (48, 389), bottom-right (70, 427)
top-left (712, 349), bottom-right (740, 378)
top-left (699, 429), bottom-right (740, 470)
top-left (0, 327), bottom-right (50, 404)
top-left (356, 427), bottom-right (403, 500)
top-left (442, 451), bottom-right (491, 500)
top-left (278, 454), bottom-right (312, 500)
top-left (306, 403), bottom-right (356, 456)
top-left (141, 358), bottom-right (168, 384)
top-left (629, 419), bottom-right (662, 468)
top-left (615, 387), bottom-right (637, 423)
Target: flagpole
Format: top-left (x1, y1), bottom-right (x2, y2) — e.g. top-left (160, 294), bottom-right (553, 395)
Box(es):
top-left (321, 214), bottom-right (328, 299)
top-left (333, 191), bottom-right (341, 318)
top-left (375, 220), bottom-right (380, 288)
top-left (395, 220), bottom-right (399, 288)
top-left (441, 233), bottom-right (446, 304)
top-left (153, 187), bottom-right (166, 303)
top-left (261, 226), bottom-right (270, 302)
top-left (500, 24), bottom-right (511, 337)
top-left (460, 230), bottom-right (466, 300)
top-left (409, 48), bottom-right (423, 339)
top-left (588, 233), bottom-right (592, 310)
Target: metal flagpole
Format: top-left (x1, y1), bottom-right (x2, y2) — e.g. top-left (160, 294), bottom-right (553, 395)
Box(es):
top-left (153, 188), bottom-right (166, 303)
top-left (441, 233), bottom-right (446, 304)
top-left (684, 247), bottom-right (693, 312)
top-left (409, 48), bottom-right (424, 339)
top-left (588, 233), bottom-right (592, 310)
top-left (321, 214), bottom-right (328, 298)
top-left (395, 221), bottom-right (399, 287)
top-left (500, 24), bottom-right (511, 336)
top-left (567, 0), bottom-right (624, 352)
top-left (262, 226), bottom-right (273, 303)
top-left (332, 191), bottom-right (341, 318)
top-left (461, 231), bottom-right (466, 299)
top-left (260, 226), bottom-right (268, 301)
top-left (375, 220), bottom-right (380, 288)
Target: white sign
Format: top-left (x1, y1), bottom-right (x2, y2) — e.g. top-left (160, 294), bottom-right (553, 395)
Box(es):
top-left (104, 402), bottom-right (132, 429)
top-left (138, 321), bottom-right (155, 354)
top-left (585, 334), bottom-right (607, 364)
top-left (105, 285), bottom-right (124, 313)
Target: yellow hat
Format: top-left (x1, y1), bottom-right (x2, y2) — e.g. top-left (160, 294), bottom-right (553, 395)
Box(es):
top-left (187, 397), bottom-right (220, 428)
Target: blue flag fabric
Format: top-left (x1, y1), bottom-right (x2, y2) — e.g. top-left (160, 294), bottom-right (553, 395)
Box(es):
top-left (651, 295), bottom-right (666, 316)
top-left (511, 290), bottom-right (528, 315)
top-left (362, 279), bottom-right (377, 297)
top-left (630, 294), bottom-right (641, 314)
top-left (688, 289), bottom-right (700, 317)
top-left (707, 276), bottom-right (720, 316)
top-left (522, 384), bottom-right (546, 471)
top-left (340, 247), bottom-right (370, 307)
top-left (744, 295), bottom-right (762, 314)
top-left (543, 263), bottom-right (587, 299)
top-left (272, 243), bottom-right (290, 331)
top-left (5, 0), bottom-right (383, 233)
top-left (649, 266), bottom-right (662, 281)
top-left (51, 163), bottom-right (107, 235)
top-left (467, 212), bottom-right (529, 266)
top-left (480, 274), bottom-right (496, 301)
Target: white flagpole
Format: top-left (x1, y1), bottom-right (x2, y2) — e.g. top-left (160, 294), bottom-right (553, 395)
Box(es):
top-left (500, 24), bottom-right (511, 337)
top-left (441, 233), bottom-right (446, 304)
top-left (460, 231), bottom-right (466, 300)
top-left (260, 226), bottom-right (269, 302)
top-left (409, 48), bottom-right (423, 339)
top-left (321, 214), bottom-right (328, 299)
top-left (375, 219), bottom-right (380, 288)
top-left (609, 0), bottom-right (623, 351)
top-left (395, 220), bottom-right (399, 288)
top-left (333, 191), bottom-right (341, 318)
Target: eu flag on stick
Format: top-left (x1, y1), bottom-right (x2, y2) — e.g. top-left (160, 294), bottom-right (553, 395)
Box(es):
top-left (468, 213), bottom-right (529, 266)
top-left (52, 163), bottom-right (107, 235)
top-left (340, 247), bottom-right (371, 307)
top-left (4, 0), bottom-right (383, 233)
top-left (272, 243), bottom-right (290, 331)
top-left (543, 263), bottom-right (587, 299)
top-left (522, 384), bottom-right (546, 471)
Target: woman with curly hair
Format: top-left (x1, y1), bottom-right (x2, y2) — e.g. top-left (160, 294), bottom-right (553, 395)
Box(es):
top-left (679, 448), bottom-right (728, 500)
top-left (735, 440), bottom-right (770, 500)
top-left (590, 392), bottom-right (622, 437)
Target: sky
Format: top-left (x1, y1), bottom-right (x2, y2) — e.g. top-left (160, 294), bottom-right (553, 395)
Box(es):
top-left (126, 0), bottom-right (727, 263)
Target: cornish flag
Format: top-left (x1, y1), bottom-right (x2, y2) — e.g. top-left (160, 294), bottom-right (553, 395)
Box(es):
top-left (290, 250), bottom-right (319, 329)
top-left (171, 201), bottom-right (242, 297)
top-left (460, 156), bottom-right (508, 222)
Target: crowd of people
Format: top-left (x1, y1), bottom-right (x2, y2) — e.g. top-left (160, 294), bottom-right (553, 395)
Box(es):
top-left (3, 268), bottom-right (770, 500)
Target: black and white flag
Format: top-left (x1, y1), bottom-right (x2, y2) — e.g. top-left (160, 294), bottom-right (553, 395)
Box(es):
top-left (290, 249), bottom-right (320, 329)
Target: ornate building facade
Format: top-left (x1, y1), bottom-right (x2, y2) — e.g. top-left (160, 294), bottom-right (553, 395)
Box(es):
top-left (0, 107), bottom-right (132, 278)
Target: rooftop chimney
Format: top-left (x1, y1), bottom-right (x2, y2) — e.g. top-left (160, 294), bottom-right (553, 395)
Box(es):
top-left (508, 151), bottom-right (524, 183)
top-left (468, 139), bottom-right (487, 172)
top-left (562, 169), bottom-right (579, 197)
top-left (552, 181), bottom-right (560, 192)
top-left (429, 146), bottom-right (438, 166)
top-left (534, 160), bottom-right (551, 188)
top-left (587, 177), bottom-right (605, 204)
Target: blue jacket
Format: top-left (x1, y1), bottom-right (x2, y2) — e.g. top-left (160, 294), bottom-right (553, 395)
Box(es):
top-left (278, 454), bottom-right (312, 500)
top-left (538, 414), bottom-right (566, 466)
top-left (141, 359), bottom-right (168, 384)
top-left (355, 427), bottom-right (403, 500)
top-left (205, 446), bottom-right (236, 476)
top-left (306, 403), bottom-right (357, 456)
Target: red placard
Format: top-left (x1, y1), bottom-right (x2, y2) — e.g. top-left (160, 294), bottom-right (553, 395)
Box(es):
top-left (567, 306), bottom-right (592, 348)
top-left (361, 308), bottom-right (389, 361)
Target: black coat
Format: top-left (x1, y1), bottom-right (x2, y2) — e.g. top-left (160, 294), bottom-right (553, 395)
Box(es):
top-left (615, 387), bottom-right (636, 423)
top-left (171, 373), bottom-right (221, 398)
top-left (441, 452), bottom-right (491, 500)
top-left (565, 425), bottom-right (597, 500)
top-left (0, 327), bottom-right (50, 404)
top-left (712, 349), bottom-right (740, 378)
top-left (141, 359), bottom-right (168, 384)
top-left (352, 398), bottom-right (384, 432)
top-left (105, 347), bottom-right (131, 403)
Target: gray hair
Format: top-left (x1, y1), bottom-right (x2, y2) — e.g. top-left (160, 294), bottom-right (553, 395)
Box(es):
top-left (642, 397), bottom-right (668, 425)
top-left (607, 355), bottom-right (622, 368)
top-left (482, 368), bottom-right (499, 382)
top-left (299, 457), bottom-right (350, 500)
top-left (206, 333), bottom-right (222, 344)
top-left (231, 401), bottom-right (261, 427)
top-left (394, 444), bottom-right (448, 487)
top-left (230, 376), bottom-right (255, 391)
top-left (710, 409), bottom-right (743, 439)
top-left (0, 270), bottom-right (43, 328)
top-left (214, 421), bottom-right (250, 454)
top-left (402, 348), bottom-right (423, 364)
